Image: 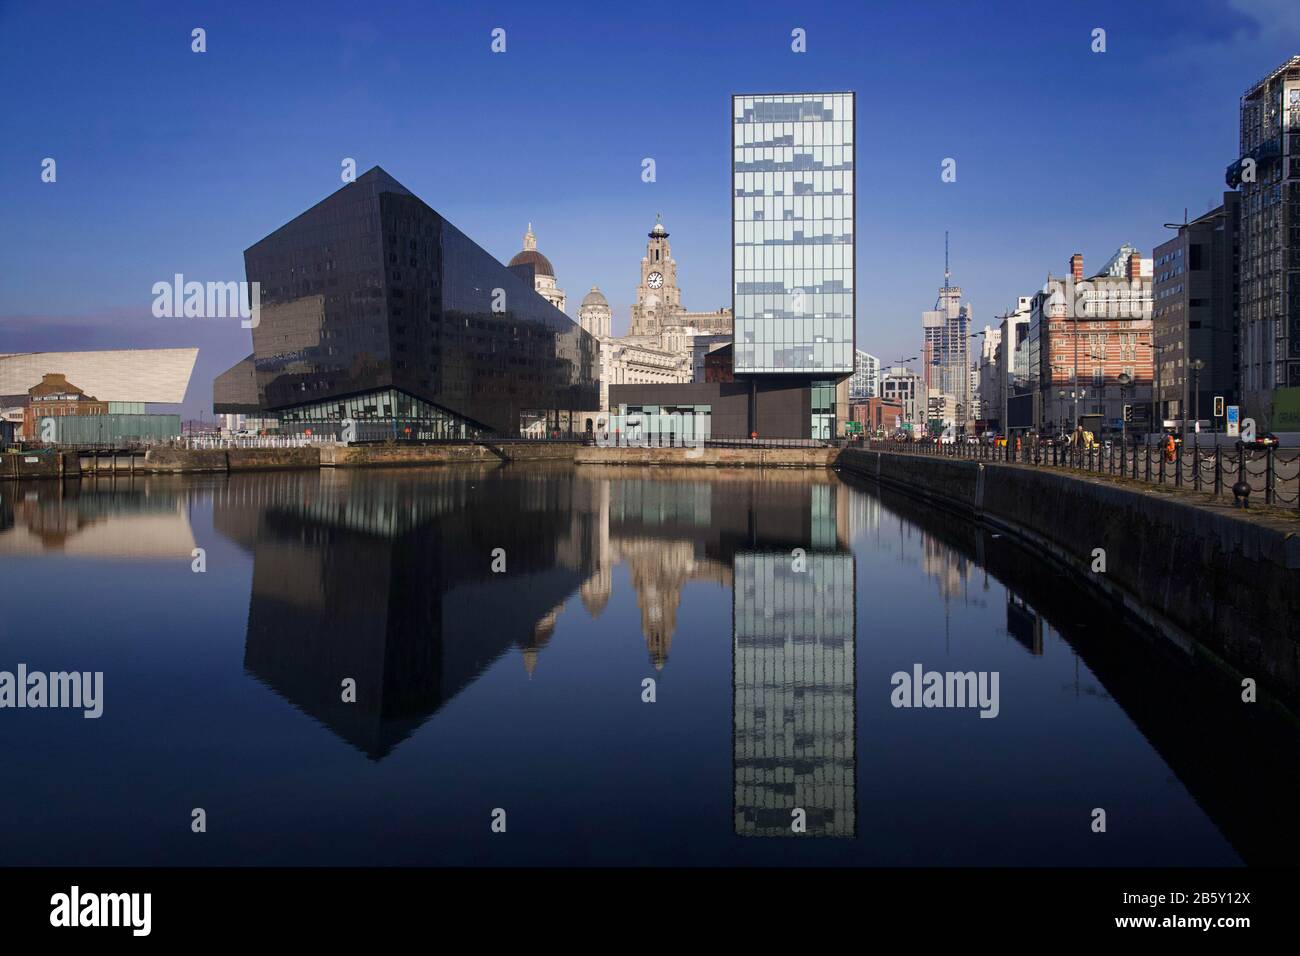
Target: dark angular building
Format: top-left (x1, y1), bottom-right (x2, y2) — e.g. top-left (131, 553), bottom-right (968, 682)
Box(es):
top-left (214, 167), bottom-right (598, 438)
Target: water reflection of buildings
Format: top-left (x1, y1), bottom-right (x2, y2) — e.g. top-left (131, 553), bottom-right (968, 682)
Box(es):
top-left (0, 482), bottom-right (196, 558)
top-left (211, 463), bottom-right (859, 837)
top-left (586, 467), bottom-right (858, 839)
top-left (733, 550), bottom-right (856, 838)
top-left (212, 467), bottom-right (601, 759)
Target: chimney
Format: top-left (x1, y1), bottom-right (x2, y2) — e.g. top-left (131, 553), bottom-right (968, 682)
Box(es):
top-left (1070, 254), bottom-right (1084, 281)
top-left (1127, 252), bottom-right (1142, 280)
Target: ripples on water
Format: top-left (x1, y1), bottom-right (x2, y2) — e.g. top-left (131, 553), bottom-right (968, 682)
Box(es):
top-left (0, 465), bottom-right (1295, 866)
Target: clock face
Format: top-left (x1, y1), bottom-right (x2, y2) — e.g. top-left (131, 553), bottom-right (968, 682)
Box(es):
top-left (647, 271), bottom-right (664, 289)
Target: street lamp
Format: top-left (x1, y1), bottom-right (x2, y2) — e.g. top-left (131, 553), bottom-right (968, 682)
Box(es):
top-left (1190, 358), bottom-right (1204, 439)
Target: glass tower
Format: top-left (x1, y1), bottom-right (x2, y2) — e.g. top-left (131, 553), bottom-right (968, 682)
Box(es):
top-left (732, 93), bottom-right (855, 375)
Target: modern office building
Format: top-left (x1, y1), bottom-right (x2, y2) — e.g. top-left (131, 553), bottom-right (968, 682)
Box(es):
top-left (996, 299), bottom-right (1034, 435)
top-left (732, 92), bottom-right (855, 437)
top-left (604, 93), bottom-right (856, 440)
top-left (213, 167), bottom-right (598, 438)
top-left (849, 349), bottom-right (879, 400)
top-left (1226, 56), bottom-right (1300, 429)
top-left (880, 365), bottom-right (923, 428)
top-left (1152, 194), bottom-right (1241, 429)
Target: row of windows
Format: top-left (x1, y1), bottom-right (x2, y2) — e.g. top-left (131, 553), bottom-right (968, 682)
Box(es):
top-left (734, 93), bottom-right (853, 122)
top-left (735, 194), bottom-right (852, 218)
top-left (734, 120), bottom-right (854, 146)
top-left (735, 344), bottom-right (854, 373)
top-left (734, 168), bottom-right (850, 191)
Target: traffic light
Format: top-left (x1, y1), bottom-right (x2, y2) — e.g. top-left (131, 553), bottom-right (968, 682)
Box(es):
top-left (1123, 404), bottom-right (1133, 423)
top-left (1213, 396), bottom-right (1224, 418)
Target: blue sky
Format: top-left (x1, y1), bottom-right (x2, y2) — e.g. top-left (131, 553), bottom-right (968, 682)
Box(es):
top-left (1, 0), bottom-right (1297, 417)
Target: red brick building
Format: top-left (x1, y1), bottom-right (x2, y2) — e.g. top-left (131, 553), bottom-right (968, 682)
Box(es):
top-left (23, 373), bottom-right (107, 438)
top-left (851, 397), bottom-right (906, 434)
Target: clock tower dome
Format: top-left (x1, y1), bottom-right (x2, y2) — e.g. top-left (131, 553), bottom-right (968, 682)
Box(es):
top-left (630, 214), bottom-right (683, 336)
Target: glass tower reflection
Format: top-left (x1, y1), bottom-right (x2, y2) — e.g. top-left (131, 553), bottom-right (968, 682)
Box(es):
top-left (732, 551), bottom-right (856, 838)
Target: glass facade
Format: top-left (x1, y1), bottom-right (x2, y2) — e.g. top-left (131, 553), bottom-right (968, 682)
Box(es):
top-left (275, 387), bottom-right (487, 441)
top-left (228, 167), bottom-right (598, 436)
top-left (811, 379), bottom-right (836, 439)
top-left (603, 403), bottom-right (712, 444)
top-left (733, 93), bottom-right (855, 375)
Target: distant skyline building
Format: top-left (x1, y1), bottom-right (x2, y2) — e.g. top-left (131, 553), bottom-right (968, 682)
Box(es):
top-left (921, 235), bottom-right (973, 423)
top-left (213, 167), bottom-right (598, 438)
top-left (881, 365), bottom-right (923, 428)
top-left (849, 349), bottom-right (879, 400)
top-left (1226, 55), bottom-right (1300, 429)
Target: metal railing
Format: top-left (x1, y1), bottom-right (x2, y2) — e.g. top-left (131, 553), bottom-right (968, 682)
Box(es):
top-left (865, 438), bottom-right (1300, 510)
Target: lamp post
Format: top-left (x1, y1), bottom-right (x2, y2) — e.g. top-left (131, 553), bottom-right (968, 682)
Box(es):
top-left (1190, 358), bottom-right (1204, 439)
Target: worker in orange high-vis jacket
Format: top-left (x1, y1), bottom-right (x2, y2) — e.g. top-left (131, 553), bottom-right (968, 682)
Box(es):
top-left (1164, 432), bottom-right (1176, 463)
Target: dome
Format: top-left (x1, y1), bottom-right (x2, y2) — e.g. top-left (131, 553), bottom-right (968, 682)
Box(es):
top-left (649, 214), bottom-right (668, 238)
top-left (508, 249), bottom-right (554, 278)
top-left (580, 285), bottom-right (609, 309)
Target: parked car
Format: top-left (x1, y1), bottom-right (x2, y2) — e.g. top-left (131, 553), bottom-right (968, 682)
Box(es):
top-left (1245, 432), bottom-right (1280, 450)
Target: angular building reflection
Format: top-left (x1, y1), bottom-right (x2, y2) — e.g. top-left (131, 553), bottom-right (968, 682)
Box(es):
top-left (212, 467), bottom-right (602, 759)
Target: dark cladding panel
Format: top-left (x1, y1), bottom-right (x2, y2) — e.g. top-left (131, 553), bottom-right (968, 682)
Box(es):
top-left (213, 354), bottom-right (261, 414)
top-left (244, 170), bottom-right (397, 412)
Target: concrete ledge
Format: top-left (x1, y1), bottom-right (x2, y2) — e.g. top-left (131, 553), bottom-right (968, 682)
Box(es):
top-left (574, 446), bottom-right (838, 468)
top-left (837, 448), bottom-right (1300, 708)
top-left (322, 442), bottom-right (577, 467)
top-left (142, 448), bottom-right (229, 473)
top-left (227, 447), bottom-right (320, 471)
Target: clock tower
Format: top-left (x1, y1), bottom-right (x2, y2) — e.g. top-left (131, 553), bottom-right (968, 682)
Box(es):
top-left (630, 214), bottom-right (682, 336)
